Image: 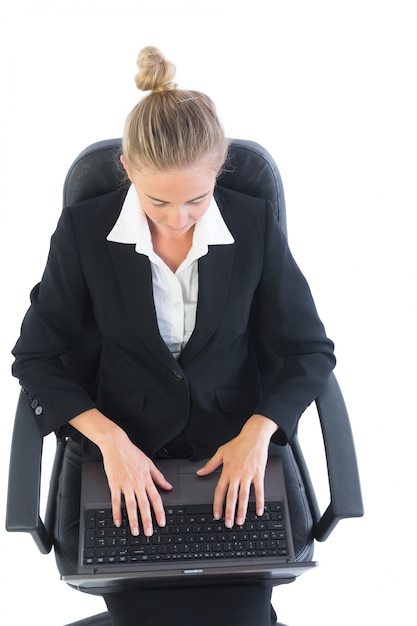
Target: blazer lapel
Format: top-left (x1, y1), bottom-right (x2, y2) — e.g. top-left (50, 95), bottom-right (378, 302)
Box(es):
top-left (108, 240), bottom-right (235, 367)
top-left (107, 241), bottom-right (176, 366)
top-left (180, 244), bottom-right (235, 364)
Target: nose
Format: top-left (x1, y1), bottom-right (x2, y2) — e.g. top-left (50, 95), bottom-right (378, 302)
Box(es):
top-left (167, 206), bottom-right (188, 230)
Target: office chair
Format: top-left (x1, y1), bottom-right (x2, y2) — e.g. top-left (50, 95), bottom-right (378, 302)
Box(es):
top-left (6, 139), bottom-right (364, 626)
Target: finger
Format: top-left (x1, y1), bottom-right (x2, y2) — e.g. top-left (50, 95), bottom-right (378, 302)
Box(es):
top-left (212, 474), bottom-right (229, 521)
top-left (253, 473), bottom-right (265, 517)
top-left (108, 482), bottom-right (123, 528)
top-left (150, 465), bottom-right (173, 491)
top-left (235, 482), bottom-right (252, 526)
top-left (134, 490), bottom-right (154, 537)
top-left (146, 482), bottom-right (167, 528)
top-left (223, 481), bottom-right (240, 528)
top-left (123, 491), bottom-right (141, 536)
top-left (196, 449), bottom-right (223, 476)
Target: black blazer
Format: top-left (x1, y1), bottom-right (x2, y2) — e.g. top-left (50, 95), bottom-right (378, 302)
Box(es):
top-left (12, 185), bottom-right (335, 460)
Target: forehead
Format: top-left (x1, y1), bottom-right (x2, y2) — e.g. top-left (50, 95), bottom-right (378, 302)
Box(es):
top-left (133, 165), bottom-right (217, 200)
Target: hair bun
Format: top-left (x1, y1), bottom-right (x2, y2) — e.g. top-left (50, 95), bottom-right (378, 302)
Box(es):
top-left (135, 46), bottom-right (178, 93)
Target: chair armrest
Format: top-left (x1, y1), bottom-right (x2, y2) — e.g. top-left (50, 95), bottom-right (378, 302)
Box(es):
top-left (292, 372), bottom-right (364, 542)
top-left (6, 389), bottom-right (66, 554)
top-left (313, 372), bottom-right (364, 540)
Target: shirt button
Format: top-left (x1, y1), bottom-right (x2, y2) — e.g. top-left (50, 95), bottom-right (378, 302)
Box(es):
top-left (171, 370), bottom-right (183, 381)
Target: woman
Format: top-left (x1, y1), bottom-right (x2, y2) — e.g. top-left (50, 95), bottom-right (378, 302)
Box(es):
top-left (12, 46), bottom-right (335, 625)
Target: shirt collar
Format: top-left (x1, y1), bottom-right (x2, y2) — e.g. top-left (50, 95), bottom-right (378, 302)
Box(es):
top-left (107, 184), bottom-right (234, 260)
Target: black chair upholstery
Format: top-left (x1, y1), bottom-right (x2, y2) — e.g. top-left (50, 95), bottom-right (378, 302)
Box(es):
top-left (63, 138), bottom-right (287, 236)
top-left (6, 139), bottom-right (363, 625)
top-left (64, 614), bottom-right (112, 626)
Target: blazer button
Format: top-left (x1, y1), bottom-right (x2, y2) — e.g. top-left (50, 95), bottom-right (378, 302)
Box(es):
top-left (171, 370), bottom-right (183, 381)
top-left (34, 405), bottom-right (43, 416)
top-left (31, 399), bottom-right (39, 409)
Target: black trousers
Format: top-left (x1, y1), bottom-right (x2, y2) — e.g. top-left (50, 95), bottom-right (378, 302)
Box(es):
top-left (104, 584), bottom-right (277, 626)
top-left (55, 439), bottom-right (313, 626)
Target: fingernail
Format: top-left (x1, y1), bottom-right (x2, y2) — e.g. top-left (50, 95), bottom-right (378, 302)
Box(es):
top-left (159, 517), bottom-right (166, 527)
top-left (114, 519), bottom-right (121, 528)
top-left (236, 516), bottom-right (244, 526)
top-left (257, 507), bottom-right (264, 517)
top-left (213, 511), bottom-right (221, 520)
top-left (145, 526), bottom-right (153, 537)
top-left (132, 527), bottom-right (139, 536)
top-left (225, 518), bottom-right (233, 528)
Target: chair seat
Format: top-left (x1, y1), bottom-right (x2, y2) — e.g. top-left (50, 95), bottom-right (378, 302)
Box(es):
top-left (65, 612), bottom-right (112, 626)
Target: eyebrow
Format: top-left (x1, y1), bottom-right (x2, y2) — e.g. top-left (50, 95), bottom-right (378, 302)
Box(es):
top-left (144, 191), bottom-right (211, 203)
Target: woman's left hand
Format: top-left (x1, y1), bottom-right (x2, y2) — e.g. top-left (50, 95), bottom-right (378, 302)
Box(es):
top-left (196, 414), bottom-right (278, 528)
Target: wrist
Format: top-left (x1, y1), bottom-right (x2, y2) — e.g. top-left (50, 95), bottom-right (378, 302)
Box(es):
top-left (242, 413), bottom-right (279, 441)
top-left (70, 408), bottom-right (125, 449)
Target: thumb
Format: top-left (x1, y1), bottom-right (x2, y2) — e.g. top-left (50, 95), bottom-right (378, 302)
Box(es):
top-left (196, 450), bottom-right (223, 476)
top-left (150, 463), bottom-right (173, 490)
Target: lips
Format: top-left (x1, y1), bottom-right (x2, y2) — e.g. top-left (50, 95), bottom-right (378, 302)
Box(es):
top-left (165, 222), bottom-right (193, 233)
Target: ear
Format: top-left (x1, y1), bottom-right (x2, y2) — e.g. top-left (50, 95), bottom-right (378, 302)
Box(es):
top-left (120, 154), bottom-right (132, 181)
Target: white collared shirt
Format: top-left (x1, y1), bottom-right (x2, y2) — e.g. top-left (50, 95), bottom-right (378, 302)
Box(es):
top-left (107, 185), bottom-right (234, 359)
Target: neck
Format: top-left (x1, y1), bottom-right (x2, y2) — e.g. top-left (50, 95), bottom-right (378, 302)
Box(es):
top-left (150, 225), bottom-right (195, 272)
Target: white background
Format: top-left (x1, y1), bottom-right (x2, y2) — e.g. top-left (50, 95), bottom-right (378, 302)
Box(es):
top-left (1, 1), bottom-right (416, 624)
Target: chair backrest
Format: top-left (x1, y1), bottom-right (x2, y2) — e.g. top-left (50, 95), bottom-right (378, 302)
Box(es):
top-left (63, 138), bottom-right (287, 237)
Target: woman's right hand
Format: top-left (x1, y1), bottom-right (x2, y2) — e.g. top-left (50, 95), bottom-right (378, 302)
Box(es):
top-left (70, 408), bottom-right (172, 536)
top-left (100, 428), bottom-right (173, 536)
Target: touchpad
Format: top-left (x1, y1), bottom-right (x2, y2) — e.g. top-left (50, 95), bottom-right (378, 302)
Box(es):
top-left (179, 471), bottom-right (218, 503)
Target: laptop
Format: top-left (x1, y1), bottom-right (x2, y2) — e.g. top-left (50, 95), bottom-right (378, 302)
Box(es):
top-left (62, 456), bottom-right (316, 592)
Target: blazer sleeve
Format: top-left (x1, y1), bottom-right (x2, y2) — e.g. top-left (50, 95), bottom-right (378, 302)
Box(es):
top-left (250, 201), bottom-right (336, 444)
top-left (12, 206), bottom-right (98, 436)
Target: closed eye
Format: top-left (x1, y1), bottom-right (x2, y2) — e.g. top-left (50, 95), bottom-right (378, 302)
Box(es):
top-left (145, 191), bottom-right (211, 207)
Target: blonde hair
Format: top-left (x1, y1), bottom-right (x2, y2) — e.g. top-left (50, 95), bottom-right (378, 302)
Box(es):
top-left (122, 46), bottom-right (229, 174)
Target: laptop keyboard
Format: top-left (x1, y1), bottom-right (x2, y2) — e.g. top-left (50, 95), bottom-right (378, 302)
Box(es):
top-left (83, 501), bottom-right (289, 566)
